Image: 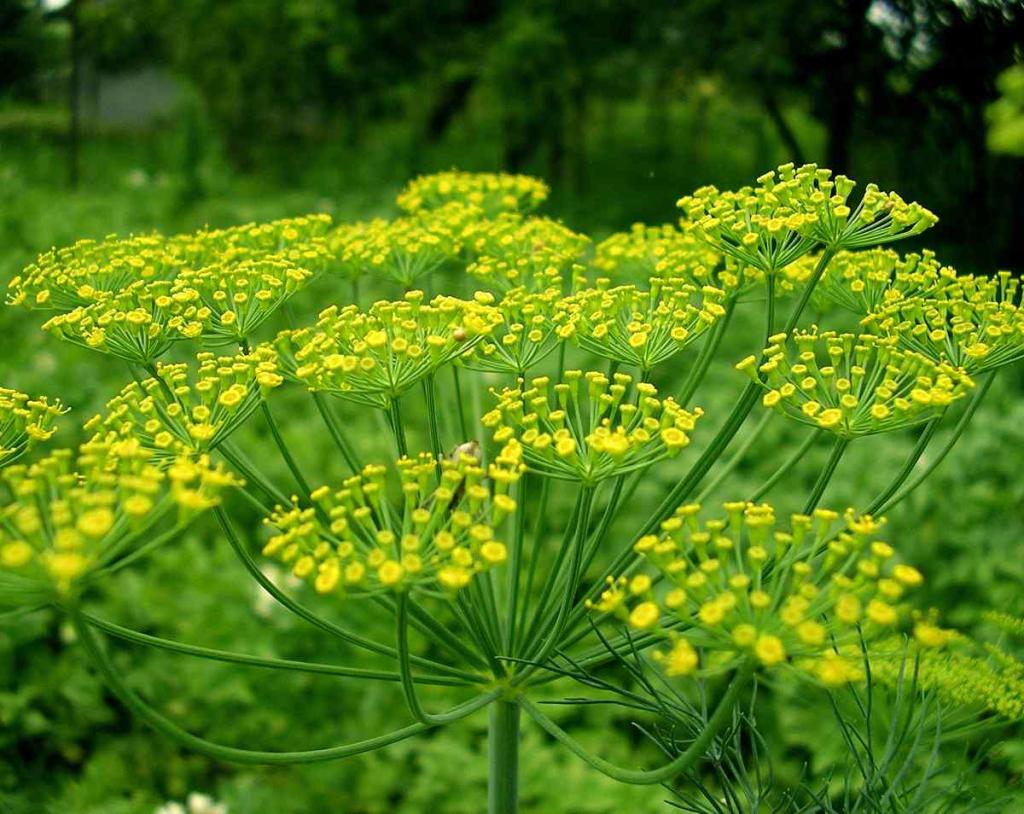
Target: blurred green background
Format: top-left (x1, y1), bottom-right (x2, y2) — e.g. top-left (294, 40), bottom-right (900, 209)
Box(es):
top-left (1, 1), bottom-right (1023, 811)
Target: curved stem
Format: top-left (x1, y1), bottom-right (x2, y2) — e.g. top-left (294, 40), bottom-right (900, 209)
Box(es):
top-left (72, 608), bottom-right (494, 765)
top-left (311, 391), bottom-right (361, 473)
top-left (216, 507), bottom-right (483, 683)
top-left (750, 428), bottom-right (822, 502)
top-left (880, 372), bottom-right (995, 514)
top-left (676, 298), bottom-right (736, 406)
top-left (522, 661), bottom-right (752, 785)
top-left (395, 595), bottom-right (492, 724)
top-left (803, 436), bottom-right (850, 513)
top-left (84, 612), bottom-right (467, 686)
top-left (695, 409), bottom-right (773, 504)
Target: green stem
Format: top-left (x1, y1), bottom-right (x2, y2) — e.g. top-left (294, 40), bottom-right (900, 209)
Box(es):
top-left (803, 436), bottom-right (850, 513)
top-left (865, 419), bottom-right (941, 515)
top-left (72, 608), bottom-right (494, 765)
top-left (311, 392), bottom-right (361, 473)
top-left (219, 442), bottom-right (291, 507)
top-left (521, 661), bottom-right (752, 785)
top-left (452, 366), bottom-right (469, 440)
top-left (423, 375), bottom-right (443, 460)
top-left (750, 428), bottom-right (822, 501)
top-left (516, 486), bottom-right (594, 683)
top-left (388, 397), bottom-right (409, 458)
top-left (879, 372), bottom-right (995, 514)
top-left (216, 507), bottom-right (483, 682)
top-left (259, 400), bottom-right (314, 501)
top-left (504, 475), bottom-right (529, 653)
top-left (695, 409), bottom-right (773, 504)
top-left (488, 699), bottom-right (521, 814)
top-left (84, 612), bottom-right (466, 686)
top-left (395, 595), bottom-right (492, 722)
top-left (676, 298), bottom-right (736, 406)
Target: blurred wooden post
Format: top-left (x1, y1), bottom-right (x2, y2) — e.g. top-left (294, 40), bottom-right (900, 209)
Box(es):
top-left (68, 0), bottom-right (81, 189)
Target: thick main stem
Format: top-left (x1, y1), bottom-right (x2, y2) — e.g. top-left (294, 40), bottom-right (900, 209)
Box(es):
top-left (488, 699), bottom-right (521, 814)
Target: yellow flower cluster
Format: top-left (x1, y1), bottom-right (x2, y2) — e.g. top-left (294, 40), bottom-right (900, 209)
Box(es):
top-left (10, 215), bottom-right (332, 315)
top-left (8, 232), bottom-right (188, 312)
top-left (592, 223), bottom-right (722, 285)
top-left (32, 215), bottom-right (333, 363)
top-left (173, 213), bottom-right (334, 269)
top-left (556, 277), bottom-right (728, 373)
top-left (397, 170), bottom-right (549, 217)
top-left (84, 348), bottom-right (282, 460)
top-left (262, 446), bottom-right (525, 596)
top-left (481, 371), bottom-right (703, 484)
top-left (863, 270), bottom-right (1024, 373)
top-left (329, 205), bottom-right (472, 288)
top-left (738, 330), bottom-right (973, 438)
top-left (41, 280), bottom-right (185, 364)
top-left (274, 291), bottom-right (502, 408)
top-left (0, 437), bottom-right (238, 602)
top-left (463, 214), bottom-right (589, 291)
top-left (1, 388), bottom-right (66, 469)
top-left (169, 257), bottom-right (317, 345)
top-left (463, 287), bottom-right (563, 375)
top-left (815, 249), bottom-right (957, 315)
top-left (678, 163), bottom-right (937, 272)
top-left (592, 502), bottom-right (933, 685)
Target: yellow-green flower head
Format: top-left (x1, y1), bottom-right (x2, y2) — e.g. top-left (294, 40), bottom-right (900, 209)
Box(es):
top-left (463, 214), bottom-right (590, 292)
top-left (172, 213), bottom-right (334, 269)
top-left (872, 633), bottom-right (1024, 721)
top-left (862, 271), bottom-right (1024, 374)
top-left (0, 388), bottom-right (67, 469)
top-left (83, 348), bottom-right (282, 461)
top-left (815, 248), bottom-right (957, 315)
top-left (274, 291), bottom-right (502, 408)
top-left (397, 170), bottom-right (549, 217)
top-left (481, 371), bottom-right (704, 485)
top-left (328, 218), bottom-right (390, 282)
top-left (463, 287), bottom-right (563, 375)
top-left (169, 257), bottom-right (316, 345)
top-left (596, 501), bottom-right (928, 685)
top-left (592, 223), bottom-right (723, 286)
top-left (0, 438), bottom-right (239, 605)
top-left (739, 329), bottom-right (973, 438)
top-left (677, 163), bottom-right (937, 272)
top-left (556, 278), bottom-right (728, 373)
top-left (41, 279), bottom-right (186, 364)
top-left (262, 446), bottom-right (525, 597)
top-left (330, 208), bottom-right (469, 288)
top-left (9, 232), bottom-right (188, 312)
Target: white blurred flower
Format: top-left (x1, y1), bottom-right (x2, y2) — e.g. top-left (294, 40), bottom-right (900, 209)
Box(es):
top-left (154, 803), bottom-right (186, 814)
top-left (187, 792), bottom-right (227, 814)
